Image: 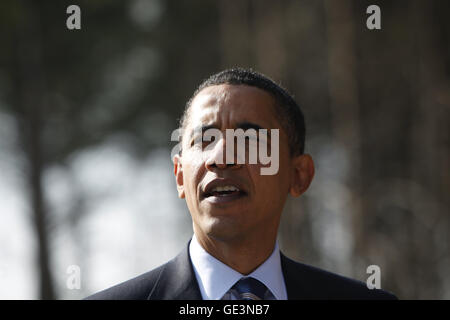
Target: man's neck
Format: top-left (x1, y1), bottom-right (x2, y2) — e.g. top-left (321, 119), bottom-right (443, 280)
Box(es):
top-left (193, 228), bottom-right (278, 275)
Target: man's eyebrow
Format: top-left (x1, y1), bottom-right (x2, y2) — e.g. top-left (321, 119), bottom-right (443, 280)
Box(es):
top-left (188, 124), bottom-right (218, 140)
top-left (235, 122), bottom-right (264, 131)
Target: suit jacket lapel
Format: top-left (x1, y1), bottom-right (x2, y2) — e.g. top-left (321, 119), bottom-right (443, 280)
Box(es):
top-left (147, 242), bottom-right (202, 300)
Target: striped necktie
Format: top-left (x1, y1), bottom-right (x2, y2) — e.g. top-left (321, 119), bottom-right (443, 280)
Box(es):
top-left (232, 277), bottom-right (269, 300)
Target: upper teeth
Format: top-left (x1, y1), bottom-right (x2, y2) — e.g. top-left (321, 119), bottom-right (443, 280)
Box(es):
top-left (211, 185), bottom-right (239, 193)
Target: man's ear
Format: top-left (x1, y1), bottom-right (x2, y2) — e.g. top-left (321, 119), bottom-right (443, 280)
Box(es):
top-left (173, 154), bottom-right (185, 199)
top-left (289, 154), bottom-right (315, 197)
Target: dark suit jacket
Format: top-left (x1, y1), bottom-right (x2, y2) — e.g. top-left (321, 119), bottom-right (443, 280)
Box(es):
top-left (85, 242), bottom-right (397, 300)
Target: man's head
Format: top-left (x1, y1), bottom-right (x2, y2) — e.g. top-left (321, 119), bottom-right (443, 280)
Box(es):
top-left (173, 68), bottom-right (314, 245)
top-left (180, 68), bottom-right (306, 157)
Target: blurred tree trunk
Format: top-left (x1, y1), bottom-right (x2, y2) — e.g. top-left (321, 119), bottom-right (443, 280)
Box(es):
top-left (324, 0), bottom-right (361, 275)
top-left (218, 0), bottom-right (252, 68)
top-left (12, 2), bottom-right (55, 299)
top-left (251, 0), bottom-right (287, 80)
top-left (409, 0), bottom-right (450, 299)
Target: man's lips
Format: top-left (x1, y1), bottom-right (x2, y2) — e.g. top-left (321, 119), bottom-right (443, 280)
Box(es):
top-left (201, 178), bottom-right (248, 201)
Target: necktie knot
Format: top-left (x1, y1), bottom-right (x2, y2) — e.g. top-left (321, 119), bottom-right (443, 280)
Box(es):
top-left (232, 277), bottom-right (268, 300)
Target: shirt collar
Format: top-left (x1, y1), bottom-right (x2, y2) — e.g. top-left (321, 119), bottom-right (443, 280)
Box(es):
top-left (189, 234), bottom-right (287, 300)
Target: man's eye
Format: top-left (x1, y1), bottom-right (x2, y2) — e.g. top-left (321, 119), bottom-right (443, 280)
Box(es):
top-left (190, 138), bottom-right (200, 147)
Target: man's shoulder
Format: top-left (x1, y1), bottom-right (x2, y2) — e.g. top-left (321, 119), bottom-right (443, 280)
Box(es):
top-left (84, 243), bottom-right (202, 300)
top-left (84, 264), bottom-right (166, 300)
top-left (281, 254), bottom-right (397, 300)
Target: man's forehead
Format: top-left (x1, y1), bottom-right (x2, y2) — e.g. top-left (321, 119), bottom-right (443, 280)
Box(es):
top-left (190, 84), bottom-right (235, 114)
top-left (188, 84), bottom-right (277, 128)
top-left (189, 87), bottom-right (222, 123)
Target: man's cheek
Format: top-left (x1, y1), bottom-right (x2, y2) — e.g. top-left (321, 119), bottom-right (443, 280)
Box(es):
top-left (185, 152), bottom-right (207, 169)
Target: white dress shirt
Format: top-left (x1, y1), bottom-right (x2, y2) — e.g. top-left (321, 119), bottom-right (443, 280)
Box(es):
top-left (189, 234), bottom-right (288, 300)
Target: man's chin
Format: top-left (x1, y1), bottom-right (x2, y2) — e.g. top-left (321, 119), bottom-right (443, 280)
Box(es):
top-left (200, 216), bottom-right (246, 241)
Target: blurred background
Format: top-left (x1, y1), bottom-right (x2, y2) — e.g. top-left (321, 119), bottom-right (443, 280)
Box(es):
top-left (0, 0), bottom-right (448, 300)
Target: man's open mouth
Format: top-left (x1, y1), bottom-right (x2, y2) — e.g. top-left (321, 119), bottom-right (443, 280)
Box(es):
top-left (202, 180), bottom-right (248, 203)
top-left (204, 185), bottom-right (245, 198)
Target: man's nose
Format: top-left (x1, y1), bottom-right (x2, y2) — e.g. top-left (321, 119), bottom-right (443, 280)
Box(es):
top-left (205, 137), bottom-right (242, 171)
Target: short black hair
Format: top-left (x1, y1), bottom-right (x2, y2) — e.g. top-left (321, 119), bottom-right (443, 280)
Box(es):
top-left (180, 68), bottom-right (306, 156)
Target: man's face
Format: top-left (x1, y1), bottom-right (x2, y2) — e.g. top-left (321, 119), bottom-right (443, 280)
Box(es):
top-left (174, 84), bottom-right (307, 243)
